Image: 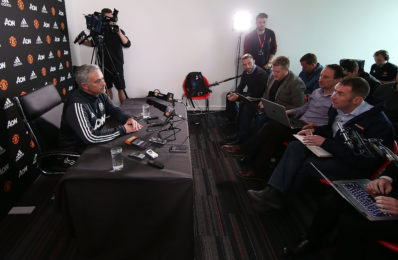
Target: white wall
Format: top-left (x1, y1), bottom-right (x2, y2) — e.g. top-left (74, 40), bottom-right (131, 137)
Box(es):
top-left (65, 0), bottom-right (398, 108)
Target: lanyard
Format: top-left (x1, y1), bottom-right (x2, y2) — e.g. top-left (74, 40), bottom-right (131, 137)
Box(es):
top-left (257, 32), bottom-right (266, 49)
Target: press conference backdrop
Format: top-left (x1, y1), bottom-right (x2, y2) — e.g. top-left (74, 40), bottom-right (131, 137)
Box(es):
top-left (0, 0), bottom-right (74, 215)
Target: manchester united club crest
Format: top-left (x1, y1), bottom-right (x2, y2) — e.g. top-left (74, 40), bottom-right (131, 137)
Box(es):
top-left (27, 54), bottom-right (34, 64)
top-left (17, 0), bottom-right (24, 10)
top-left (12, 134), bottom-right (20, 145)
top-left (33, 19), bottom-right (39, 29)
top-left (9, 36), bottom-right (17, 47)
top-left (0, 79), bottom-right (8, 91)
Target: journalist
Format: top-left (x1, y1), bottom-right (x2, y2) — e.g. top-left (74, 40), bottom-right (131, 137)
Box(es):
top-left (76, 8), bottom-right (131, 103)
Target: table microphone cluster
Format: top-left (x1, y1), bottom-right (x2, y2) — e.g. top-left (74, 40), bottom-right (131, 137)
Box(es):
top-left (147, 90), bottom-right (180, 105)
top-left (146, 97), bottom-right (185, 120)
top-left (338, 122), bottom-right (398, 161)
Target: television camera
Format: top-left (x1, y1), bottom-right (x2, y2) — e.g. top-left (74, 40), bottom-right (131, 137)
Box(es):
top-left (74, 8), bottom-right (119, 45)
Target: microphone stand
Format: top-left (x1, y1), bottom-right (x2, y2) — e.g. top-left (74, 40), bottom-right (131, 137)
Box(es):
top-left (158, 114), bottom-right (181, 141)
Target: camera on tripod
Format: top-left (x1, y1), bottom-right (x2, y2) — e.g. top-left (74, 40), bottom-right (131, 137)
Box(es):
top-left (74, 8), bottom-right (120, 45)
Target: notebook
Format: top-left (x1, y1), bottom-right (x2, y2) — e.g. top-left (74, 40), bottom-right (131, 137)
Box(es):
top-left (293, 134), bottom-right (333, 158)
top-left (311, 162), bottom-right (398, 221)
top-left (261, 99), bottom-right (306, 129)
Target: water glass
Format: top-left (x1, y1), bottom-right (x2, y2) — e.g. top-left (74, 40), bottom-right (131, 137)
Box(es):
top-left (110, 147), bottom-right (123, 171)
top-left (142, 104), bottom-right (150, 119)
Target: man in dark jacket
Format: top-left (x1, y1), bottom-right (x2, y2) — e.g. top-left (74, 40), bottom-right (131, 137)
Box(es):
top-left (287, 162), bottom-right (398, 259)
top-left (59, 64), bottom-right (142, 153)
top-left (76, 8), bottom-right (131, 103)
top-left (247, 77), bottom-right (395, 210)
top-left (299, 53), bottom-right (324, 95)
top-left (226, 53), bottom-right (268, 143)
top-left (244, 13), bottom-right (277, 71)
top-left (340, 59), bottom-right (381, 97)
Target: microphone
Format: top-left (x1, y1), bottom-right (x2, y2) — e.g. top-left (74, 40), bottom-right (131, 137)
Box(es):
top-left (337, 122), bottom-right (354, 149)
top-left (74, 31), bottom-right (88, 44)
top-left (146, 98), bottom-right (175, 118)
top-left (147, 91), bottom-right (180, 104)
top-left (146, 98), bottom-right (185, 120)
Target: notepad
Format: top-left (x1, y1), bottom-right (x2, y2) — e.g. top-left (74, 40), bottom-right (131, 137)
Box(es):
top-left (293, 134), bottom-right (333, 157)
top-left (8, 206), bottom-right (35, 215)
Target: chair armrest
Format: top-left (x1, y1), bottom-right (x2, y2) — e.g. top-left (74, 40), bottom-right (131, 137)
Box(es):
top-left (37, 151), bottom-right (80, 175)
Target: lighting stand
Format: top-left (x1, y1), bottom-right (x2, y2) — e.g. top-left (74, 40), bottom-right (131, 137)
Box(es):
top-left (235, 32), bottom-right (243, 89)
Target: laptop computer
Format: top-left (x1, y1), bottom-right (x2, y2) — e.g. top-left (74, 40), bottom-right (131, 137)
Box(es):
top-left (235, 93), bottom-right (261, 111)
top-left (311, 162), bottom-right (398, 221)
top-left (261, 99), bottom-right (306, 129)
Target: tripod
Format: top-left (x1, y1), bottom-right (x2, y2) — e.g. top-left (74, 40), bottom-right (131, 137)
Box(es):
top-left (158, 115), bottom-right (182, 141)
top-left (90, 34), bottom-right (129, 99)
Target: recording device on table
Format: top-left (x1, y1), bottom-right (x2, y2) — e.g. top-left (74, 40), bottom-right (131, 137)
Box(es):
top-left (169, 145), bottom-right (187, 153)
top-left (128, 152), bottom-right (145, 160)
top-left (128, 150), bottom-right (164, 169)
top-left (145, 149), bottom-right (158, 159)
top-left (149, 136), bottom-right (167, 145)
top-left (125, 136), bottom-right (150, 150)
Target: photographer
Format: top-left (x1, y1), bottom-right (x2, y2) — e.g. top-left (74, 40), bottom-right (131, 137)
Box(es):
top-left (76, 8), bottom-right (131, 103)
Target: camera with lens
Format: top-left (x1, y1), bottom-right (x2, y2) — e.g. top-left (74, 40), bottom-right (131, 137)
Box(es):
top-left (85, 8), bottom-right (119, 36)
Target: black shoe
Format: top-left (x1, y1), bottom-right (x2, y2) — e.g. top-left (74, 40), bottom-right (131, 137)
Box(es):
top-left (223, 139), bottom-right (240, 145)
top-left (283, 239), bottom-right (321, 259)
top-left (225, 133), bottom-right (238, 141)
top-left (239, 155), bottom-right (250, 164)
top-left (247, 185), bottom-right (283, 210)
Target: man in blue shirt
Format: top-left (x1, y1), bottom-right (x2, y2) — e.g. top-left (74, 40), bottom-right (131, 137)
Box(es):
top-left (222, 65), bottom-right (344, 179)
top-left (247, 77), bottom-right (395, 210)
top-left (299, 53), bottom-right (323, 95)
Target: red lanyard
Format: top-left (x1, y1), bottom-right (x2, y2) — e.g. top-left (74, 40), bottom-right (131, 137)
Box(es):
top-left (257, 33), bottom-right (266, 49)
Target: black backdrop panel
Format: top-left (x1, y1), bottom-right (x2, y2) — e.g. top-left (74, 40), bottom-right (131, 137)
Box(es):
top-left (0, 0), bottom-right (73, 214)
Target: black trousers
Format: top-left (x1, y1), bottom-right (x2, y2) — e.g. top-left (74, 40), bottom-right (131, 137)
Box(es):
top-left (309, 192), bottom-right (398, 259)
top-left (241, 120), bottom-right (296, 174)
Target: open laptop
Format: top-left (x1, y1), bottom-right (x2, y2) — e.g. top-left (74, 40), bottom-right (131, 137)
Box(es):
top-left (311, 162), bottom-right (398, 221)
top-left (261, 99), bottom-right (305, 129)
top-left (235, 93), bottom-right (261, 111)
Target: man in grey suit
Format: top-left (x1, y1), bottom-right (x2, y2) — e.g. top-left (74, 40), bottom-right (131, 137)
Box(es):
top-left (253, 56), bottom-right (306, 130)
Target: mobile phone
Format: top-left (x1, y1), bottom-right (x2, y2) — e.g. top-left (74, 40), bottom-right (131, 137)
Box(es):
top-left (131, 138), bottom-right (149, 149)
top-left (128, 152), bottom-right (145, 160)
top-left (169, 145), bottom-right (187, 153)
top-left (146, 116), bottom-right (159, 123)
top-left (149, 137), bottom-right (167, 145)
top-left (145, 149), bottom-right (158, 159)
top-left (125, 135), bottom-right (138, 145)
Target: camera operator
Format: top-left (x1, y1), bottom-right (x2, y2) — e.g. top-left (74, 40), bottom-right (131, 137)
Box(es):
top-left (76, 8), bottom-right (131, 103)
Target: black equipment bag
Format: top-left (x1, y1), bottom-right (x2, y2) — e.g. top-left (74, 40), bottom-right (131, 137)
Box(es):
top-left (184, 72), bottom-right (209, 98)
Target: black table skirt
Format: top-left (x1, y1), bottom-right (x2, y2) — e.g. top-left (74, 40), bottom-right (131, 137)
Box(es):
top-left (55, 99), bottom-right (193, 259)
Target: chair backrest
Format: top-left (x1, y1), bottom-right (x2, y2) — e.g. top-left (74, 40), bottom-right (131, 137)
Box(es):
top-left (339, 58), bottom-right (365, 72)
top-left (374, 83), bottom-right (398, 133)
top-left (370, 140), bottom-right (398, 180)
top-left (14, 84), bottom-right (63, 153)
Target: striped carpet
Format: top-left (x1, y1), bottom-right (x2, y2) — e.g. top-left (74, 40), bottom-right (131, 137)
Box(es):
top-left (190, 112), bottom-right (307, 260)
top-left (0, 111), bottom-right (310, 260)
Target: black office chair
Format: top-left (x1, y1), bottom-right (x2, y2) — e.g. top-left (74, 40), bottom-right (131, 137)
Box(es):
top-left (339, 59), bottom-right (365, 72)
top-left (13, 84), bottom-right (79, 175)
